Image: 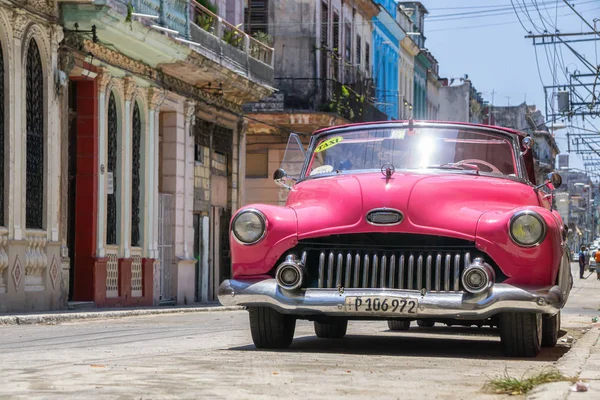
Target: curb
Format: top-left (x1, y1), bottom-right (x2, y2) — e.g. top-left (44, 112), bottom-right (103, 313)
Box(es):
top-left (528, 325), bottom-right (600, 400)
top-left (0, 305), bottom-right (245, 326)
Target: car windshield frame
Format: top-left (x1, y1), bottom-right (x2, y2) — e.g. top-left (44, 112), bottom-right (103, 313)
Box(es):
top-left (299, 123), bottom-right (527, 182)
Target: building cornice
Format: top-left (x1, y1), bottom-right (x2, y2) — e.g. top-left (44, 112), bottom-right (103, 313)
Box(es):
top-left (400, 36), bottom-right (420, 56)
top-left (62, 33), bottom-right (243, 113)
top-left (353, 0), bottom-right (380, 19)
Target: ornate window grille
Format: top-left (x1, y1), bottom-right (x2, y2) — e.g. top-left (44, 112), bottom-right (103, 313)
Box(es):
top-left (131, 102), bottom-right (141, 247)
top-left (0, 40), bottom-right (5, 226)
top-left (25, 40), bottom-right (44, 229)
top-left (107, 92), bottom-right (118, 245)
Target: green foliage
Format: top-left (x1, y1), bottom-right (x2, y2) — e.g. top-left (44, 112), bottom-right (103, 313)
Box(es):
top-left (327, 84), bottom-right (362, 121)
top-left (252, 31), bottom-right (274, 46)
top-left (125, 2), bottom-right (134, 23)
top-left (197, 0), bottom-right (217, 14)
top-left (196, 14), bottom-right (214, 32)
top-left (223, 24), bottom-right (244, 47)
top-left (195, 0), bottom-right (217, 32)
top-left (483, 367), bottom-right (573, 395)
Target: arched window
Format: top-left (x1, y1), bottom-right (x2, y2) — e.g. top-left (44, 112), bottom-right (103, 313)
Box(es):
top-left (106, 92), bottom-right (118, 245)
top-left (25, 39), bottom-right (44, 229)
top-left (131, 102), bottom-right (141, 247)
top-left (0, 39), bottom-right (5, 226)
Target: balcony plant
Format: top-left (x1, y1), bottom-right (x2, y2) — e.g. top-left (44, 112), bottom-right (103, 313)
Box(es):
top-left (196, 0), bottom-right (217, 32)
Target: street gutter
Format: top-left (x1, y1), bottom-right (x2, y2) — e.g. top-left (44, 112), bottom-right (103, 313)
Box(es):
top-left (528, 324), bottom-right (600, 400)
top-left (0, 305), bottom-right (245, 326)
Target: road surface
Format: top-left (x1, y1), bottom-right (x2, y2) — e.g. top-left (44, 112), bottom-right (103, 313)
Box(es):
top-left (0, 263), bottom-right (598, 399)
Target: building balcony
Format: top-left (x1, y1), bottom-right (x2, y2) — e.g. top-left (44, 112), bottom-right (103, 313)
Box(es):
top-left (245, 78), bottom-right (388, 124)
top-left (62, 0), bottom-right (274, 103)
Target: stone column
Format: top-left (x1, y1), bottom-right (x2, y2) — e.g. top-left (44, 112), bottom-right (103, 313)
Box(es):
top-left (183, 100), bottom-right (196, 259)
top-left (121, 77), bottom-right (136, 258)
top-left (11, 11), bottom-right (28, 241)
top-left (146, 88), bottom-right (165, 259)
top-left (96, 68), bottom-right (111, 258)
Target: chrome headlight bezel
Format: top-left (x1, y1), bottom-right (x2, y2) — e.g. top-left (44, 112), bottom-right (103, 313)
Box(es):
top-left (509, 210), bottom-right (547, 247)
top-left (231, 209), bottom-right (267, 245)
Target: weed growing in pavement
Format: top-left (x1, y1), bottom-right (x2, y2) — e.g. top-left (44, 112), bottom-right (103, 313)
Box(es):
top-left (483, 367), bottom-right (576, 395)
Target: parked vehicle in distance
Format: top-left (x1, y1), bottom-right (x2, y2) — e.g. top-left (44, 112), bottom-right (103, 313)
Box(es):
top-left (573, 253), bottom-right (580, 262)
top-left (219, 121), bottom-right (573, 358)
top-left (588, 245), bottom-right (598, 271)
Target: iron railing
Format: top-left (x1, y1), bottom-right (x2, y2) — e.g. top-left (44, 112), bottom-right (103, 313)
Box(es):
top-left (123, 0), bottom-right (274, 67)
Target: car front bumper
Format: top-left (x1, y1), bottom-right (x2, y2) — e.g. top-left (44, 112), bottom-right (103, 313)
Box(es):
top-left (218, 279), bottom-right (564, 319)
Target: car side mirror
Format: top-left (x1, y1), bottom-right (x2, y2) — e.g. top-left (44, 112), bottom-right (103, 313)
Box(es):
top-left (521, 136), bottom-right (534, 156)
top-left (273, 168), bottom-right (292, 190)
top-left (547, 172), bottom-right (562, 189)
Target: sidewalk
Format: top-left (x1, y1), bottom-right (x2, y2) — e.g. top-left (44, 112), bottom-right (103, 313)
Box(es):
top-left (0, 303), bottom-right (244, 326)
top-left (528, 267), bottom-right (600, 400)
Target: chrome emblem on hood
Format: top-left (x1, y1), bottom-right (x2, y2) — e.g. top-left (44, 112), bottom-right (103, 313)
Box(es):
top-left (366, 208), bottom-right (404, 225)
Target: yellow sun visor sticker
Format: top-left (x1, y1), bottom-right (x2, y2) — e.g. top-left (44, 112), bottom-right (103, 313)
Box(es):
top-left (315, 136), bottom-right (344, 152)
top-left (390, 129), bottom-right (406, 139)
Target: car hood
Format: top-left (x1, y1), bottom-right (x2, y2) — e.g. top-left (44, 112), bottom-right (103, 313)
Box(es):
top-left (287, 172), bottom-right (540, 240)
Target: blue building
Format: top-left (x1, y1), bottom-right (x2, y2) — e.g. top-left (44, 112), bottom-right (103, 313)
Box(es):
top-left (372, 1), bottom-right (404, 120)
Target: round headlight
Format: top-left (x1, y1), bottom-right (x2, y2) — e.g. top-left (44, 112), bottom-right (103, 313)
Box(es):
top-left (509, 211), bottom-right (546, 247)
top-left (232, 210), bottom-right (266, 244)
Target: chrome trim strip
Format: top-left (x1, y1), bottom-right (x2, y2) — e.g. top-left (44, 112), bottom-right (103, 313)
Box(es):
top-left (218, 279), bottom-right (565, 318)
top-left (408, 255), bottom-right (414, 290)
top-left (425, 255), bottom-right (432, 291)
top-left (336, 253), bottom-right (343, 288)
top-left (417, 255), bottom-right (423, 290)
top-left (363, 255), bottom-right (370, 288)
top-left (372, 254), bottom-right (379, 287)
top-left (380, 255), bottom-right (387, 288)
top-left (327, 252), bottom-right (334, 288)
top-left (435, 254), bottom-right (442, 292)
top-left (399, 254), bottom-right (405, 289)
top-left (389, 255), bottom-right (396, 288)
top-left (318, 252), bottom-right (325, 289)
top-left (444, 254), bottom-right (451, 292)
top-left (454, 254), bottom-right (461, 292)
top-left (345, 253), bottom-right (352, 288)
top-left (354, 254), bottom-right (361, 288)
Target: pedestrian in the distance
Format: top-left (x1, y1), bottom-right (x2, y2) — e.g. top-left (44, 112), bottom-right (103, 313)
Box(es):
top-left (579, 245), bottom-right (587, 279)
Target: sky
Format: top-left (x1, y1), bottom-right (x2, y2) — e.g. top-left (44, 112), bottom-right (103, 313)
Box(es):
top-left (421, 0), bottom-right (600, 172)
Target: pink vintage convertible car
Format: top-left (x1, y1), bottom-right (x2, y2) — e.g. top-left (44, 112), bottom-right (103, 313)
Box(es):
top-left (218, 121), bottom-right (572, 357)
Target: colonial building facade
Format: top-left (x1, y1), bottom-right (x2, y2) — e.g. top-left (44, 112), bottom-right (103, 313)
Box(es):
top-left (59, 0), bottom-right (273, 307)
top-left (242, 0), bottom-right (384, 207)
top-left (0, 0), bottom-right (67, 312)
top-left (1, 0), bottom-right (274, 312)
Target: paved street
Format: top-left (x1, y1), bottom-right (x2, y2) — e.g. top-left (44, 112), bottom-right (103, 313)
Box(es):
top-left (0, 263), bottom-right (598, 400)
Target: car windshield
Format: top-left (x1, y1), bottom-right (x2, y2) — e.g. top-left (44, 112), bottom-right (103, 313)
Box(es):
top-left (307, 127), bottom-right (518, 177)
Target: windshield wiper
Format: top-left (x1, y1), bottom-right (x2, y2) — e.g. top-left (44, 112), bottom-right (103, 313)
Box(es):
top-left (426, 163), bottom-right (480, 174)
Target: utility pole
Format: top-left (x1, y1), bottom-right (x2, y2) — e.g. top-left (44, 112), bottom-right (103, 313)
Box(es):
top-left (488, 89), bottom-right (496, 125)
top-left (505, 96), bottom-right (511, 106)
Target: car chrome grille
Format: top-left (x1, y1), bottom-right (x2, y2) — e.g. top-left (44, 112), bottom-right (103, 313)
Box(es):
top-left (310, 250), bottom-right (473, 292)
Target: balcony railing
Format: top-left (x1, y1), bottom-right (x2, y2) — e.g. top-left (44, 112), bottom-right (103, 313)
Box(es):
top-left (123, 0), bottom-right (273, 68)
top-left (266, 78), bottom-right (388, 123)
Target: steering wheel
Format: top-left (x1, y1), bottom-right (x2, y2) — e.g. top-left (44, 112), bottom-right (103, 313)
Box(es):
top-left (455, 159), bottom-right (502, 174)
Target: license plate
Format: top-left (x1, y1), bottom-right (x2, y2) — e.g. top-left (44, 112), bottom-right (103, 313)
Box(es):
top-left (345, 296), bottom-right (419, 315)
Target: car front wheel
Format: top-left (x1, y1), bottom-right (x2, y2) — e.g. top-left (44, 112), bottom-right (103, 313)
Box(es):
top-left (416, 320), bottom-right (435, 328)
top-left (542, 311), bottom-right (561, 347)
top-left (314, 320), bottom-right (348, 339)
top-left (387, 320), bottom-right (411, 331)
top-left (248, 307), bottom-right (296, 349)
top-left (499, 312), bottom-right (542, 357)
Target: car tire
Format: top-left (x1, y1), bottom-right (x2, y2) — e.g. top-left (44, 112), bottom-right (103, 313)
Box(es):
top-left (314, 320), bottom-right (348, 339)
top-left (248, 307), bottom-right (296, 349)
top-left (542, 311), bottom-right (561, 347)
top-left (499, 312), bottom-right (542, 357)
top-left (387, 320), bottom-right (411, 331)
top-left (416, 319), bottom-right (435, 328)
